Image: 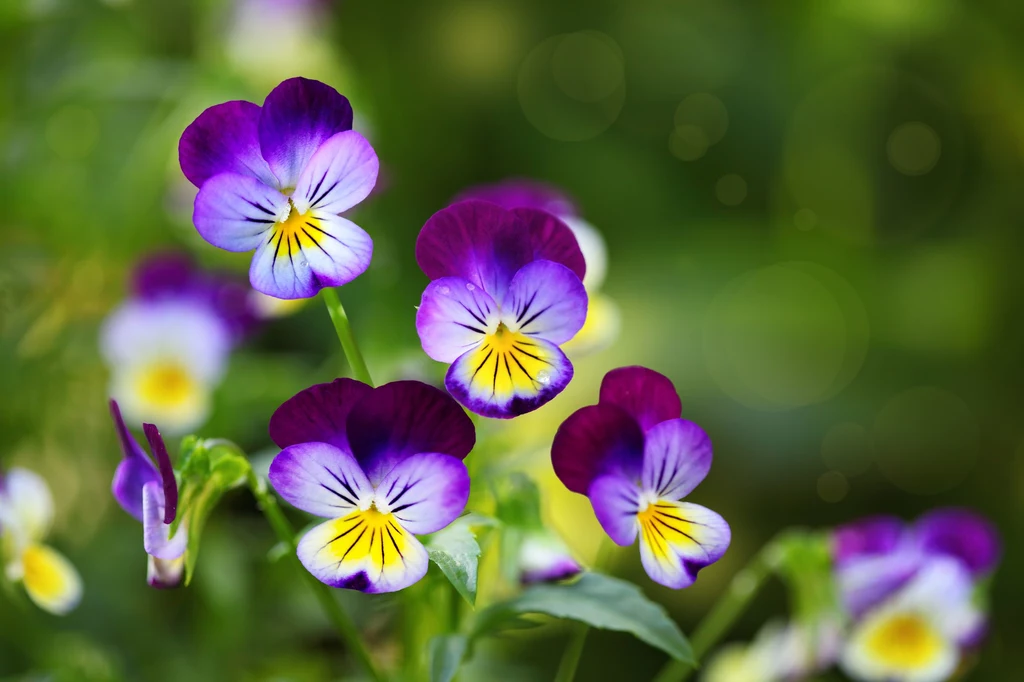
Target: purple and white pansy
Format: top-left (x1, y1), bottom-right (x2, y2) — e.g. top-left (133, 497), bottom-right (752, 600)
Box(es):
top-left (414, 199), bottom-right (588, 418)
top-left (180, 77), bottom-right (379, 299)
top-left (267, 379), bottom-right (475, 593)
top-left (110, 400), bottom-right (188, 588)
top-left (551, 366), bottom-right (731, 589)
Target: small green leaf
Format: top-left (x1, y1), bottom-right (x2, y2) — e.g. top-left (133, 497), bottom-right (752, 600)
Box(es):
top-left (473, 572), bottom-right (694, 664)
top-left (429, 634), bottom-right (468, 682)
top-left (425, 518), bottom-right (484, 606)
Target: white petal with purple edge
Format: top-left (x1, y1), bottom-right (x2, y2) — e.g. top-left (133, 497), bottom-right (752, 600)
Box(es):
top-left (416, 277), bottom-right (500, 363)
top-left (193, 172), bottom-right (288, 252)
top-left (502, 260), bottom-right (587, 345)
top-left (373, 453), bottom-right (470, 535)
top-left (0, 468), bottom-right (54, 546)
top-left (268, 442), bottom-right (373, 519)
top-left (587, 474), bottom-right (641, 546)
top-left (641, 419), bottom-right (713, 501)
top-left (638, 500), bottom-right (730, 589)
top-left (293, 130), bottom-right (378, 214)
top-left (142, 482), bottom-right (187, 561)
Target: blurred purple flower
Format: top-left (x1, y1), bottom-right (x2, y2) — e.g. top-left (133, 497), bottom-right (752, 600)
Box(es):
top-left (551, 366), bottom-right (731, 589)
top-left (517, 529), bottom-right (582, 585)
top-left (414, 199), bottom-right (588, 418)
top-left (179, 77), bottom-right (379, 299)
top-left (267, 379), bottom-right (475, 593)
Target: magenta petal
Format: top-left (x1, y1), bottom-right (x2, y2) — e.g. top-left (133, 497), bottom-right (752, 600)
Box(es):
top-left (503, 260), bottom-right (587, 344)
top-left (588, 474), bottom-right (641, 545)
top-left (269, 378), bottom-right (373, 452)
top-left (179, 100), bottom-right (277, 189)
top-left (832, 515), bottom-right (906, 566)
top-left (292, 130), bottom-right (378, 214)
top-left (269, 442), bottom-right (373, 518)
top-left (110, 400), bottom-right (158, 522)
top-left (641, 419), bottom-right (712, 501)
top-left (346, 381), bottom-right (475, 485)
top-left (416, 200), bottom-right (533, 299)
top-left (913, 508), bottom-right (1001, 576)
top-left (598, 366), bottom-right (682, 433)
top-left (258, 77), bottom-right (354, 190)
top-left (193, 172), bottom-right (288, 252)
top-left (551, 404), bottom-right (645, 495)
top-left (513, 208), bottom-right (586, 283)
top-left (375, 453), bottom-right (470, 535)
top-left (453, 178), bottom-right (578, 217)
top-left (416, 277), bottom-right (500, 363)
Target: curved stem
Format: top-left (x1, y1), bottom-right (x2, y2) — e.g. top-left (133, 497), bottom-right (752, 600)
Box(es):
top-left (553, 538), bottom-right (617, 682)
top-left (248, 473), bottom-right (385, 682)
top-left (322, 287), bottom-right (374, 386)
top-left (651, 539), bottom-right (778, 682)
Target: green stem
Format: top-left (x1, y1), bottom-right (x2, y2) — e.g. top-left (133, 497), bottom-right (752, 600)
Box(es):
top-left (651, 540), bottom-right (778, 682)
top-left (248, 473), bottom-right (385, 682)
top-left (554, 622), bottom-right (590, 682)
top-left (322, 287), bottom-right (374, 386)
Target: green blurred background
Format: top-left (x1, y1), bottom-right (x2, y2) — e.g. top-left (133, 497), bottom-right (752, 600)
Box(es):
top-left (2, 0), bottom-right (1022, 679)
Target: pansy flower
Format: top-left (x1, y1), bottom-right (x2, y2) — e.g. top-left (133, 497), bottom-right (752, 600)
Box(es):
top-left (551, 366), bottom-right (730, 588)
top-left (267, 379), bottom-right (475, 592)
top-left (454, 179), bottom-right (620, 355)
top-left (101, 255), bottom-right (250, 435)
top-left (109, 400), bottom-right (187, 588)
top-left (840, 558), bottom-right (984, 682)
top-left (415, 199), bottom-right (588, 418)
top-left (0, 467), bottom-right (83, 614)
top-left (180, 77), bottom-right (379, 299)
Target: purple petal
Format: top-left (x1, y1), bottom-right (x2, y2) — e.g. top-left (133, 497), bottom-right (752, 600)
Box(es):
top-left (258, 77), bottom-right (354, 190)
top-left (131, 252), bottom-right (195, 299)
top-left (296, 514), bottom-right (429, 593)
top-left (109, 400), bottom-right (158, 522)
top-left (269, 378), bottom-right (373, 452)
top-left (453, 179), bottom-right (579, 216)
top-left (346, 381), bottom-right (475, 485)
top-left (416, 200), bottom-right (533, 299)
top-left (193, 172), bottom-right (288, 252)
top-left (178, 100), bottom-right (277, 189)
top-left (832, 515), bottom-right (906, 566)
top-left (416, 277), bottom-right (500, 363)
top-left (248, 212), bottom-right (373, 299)
top-left (142, 482), bottom-right (187, 561)
top-left (147, 555), bottom-right (184, 589)
top-left (641, 419), bottom-right (712, 501)
top-left (836, 550), bottom-right (923, 617)
top-left (518, 531), bottom-right (583, 585)
top-left (143, 423), bottom-right (177, 525)
top-left (551, 404), bottom-right (644, 495)
top-left (502, 260), bottom-right (587, 344)
top-left (374, 453), bottom-right (469, 535)
top-left (445, 335), bottom-right (573, 419)
top-left (587, 473), bottom-right (641, 545)
top-left (638, 501), bottom-right (731, 589)
top-left (598, 366), bottom-right (682, 433)
top-left (269, 442), bottom-right (373, 518)
top-left (513, 208), bottom-right (587, 283)
top-left (912, 508), bottom-right (1001, 576)
top-left (292, 130), bottom-right (378, 214)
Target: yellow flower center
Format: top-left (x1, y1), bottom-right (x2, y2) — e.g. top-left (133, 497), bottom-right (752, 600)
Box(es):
top-left (136, 361), bottom-right (198, 409)
top-left (270, 202), bottom-right (328, 263)
top-left (865, 613), bottom-right (945, 669)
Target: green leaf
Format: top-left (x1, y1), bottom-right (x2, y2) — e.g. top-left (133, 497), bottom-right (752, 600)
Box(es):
top-left (429, 634), bottom-right (468, 682)
top-left (493, 473), bottom-right (543, 529)
top-left (473, 573), bottom-right (694, 664)
top-left (425, 518), bottom-right (484, 606)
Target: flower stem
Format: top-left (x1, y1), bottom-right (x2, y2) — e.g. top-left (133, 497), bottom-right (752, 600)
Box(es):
top-left (651, 539), bottom-right (778, 682)
top-left (322, 287), bottom-right (374, 386)
top-left (248, 473), bottom-right (385, 682)
top-left (554, 622), bottom-right (590, 682)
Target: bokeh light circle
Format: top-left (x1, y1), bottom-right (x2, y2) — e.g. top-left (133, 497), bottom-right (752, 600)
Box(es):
top-left (822, 422), bottom-right (873, 476)
top-left (669, 125), bottom-right (709, 161)
top-left (873, 387), bottom-right (978, 495)
top-left (552, 32), bottom-right (625, 103)
top-left (887, 122), bottom-right (941, 176)
top-left (817, 471), bottom-right (850, 503)
top-left (675, 93), bottom-right (729, 145)
top-left (715, 174), bottom-right (747, 206)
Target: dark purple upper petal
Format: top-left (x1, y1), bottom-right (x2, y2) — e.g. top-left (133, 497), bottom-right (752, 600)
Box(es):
top-left (512, 208), bottom-right (586, 283)
top-left (110, 400), bottom-right (159, 523)
top-left (143, 423), bottom-right (177, 525)
top-left (346, 381), bottom-right (476, 486)
top-left (269, 379), bottom-right (373, 453)
top-left (415, 200), bottom-right (533, 299)
top-left (179, 100), bottom-right (277, 189)
top-left (453, 179), bottom-right (578, 217)
top-left (551, 403), bottom-right (645, 495)
top-left (257, 77), bottom-right (354, 190)
top-left (131, 252), bottom-right (195, 299)
top-left (912, 508), bottom-right (1001, 576)
top-left (598, 366), bottom-right (682, 433)
top-left (832, 515), bottom-right (906, 566)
